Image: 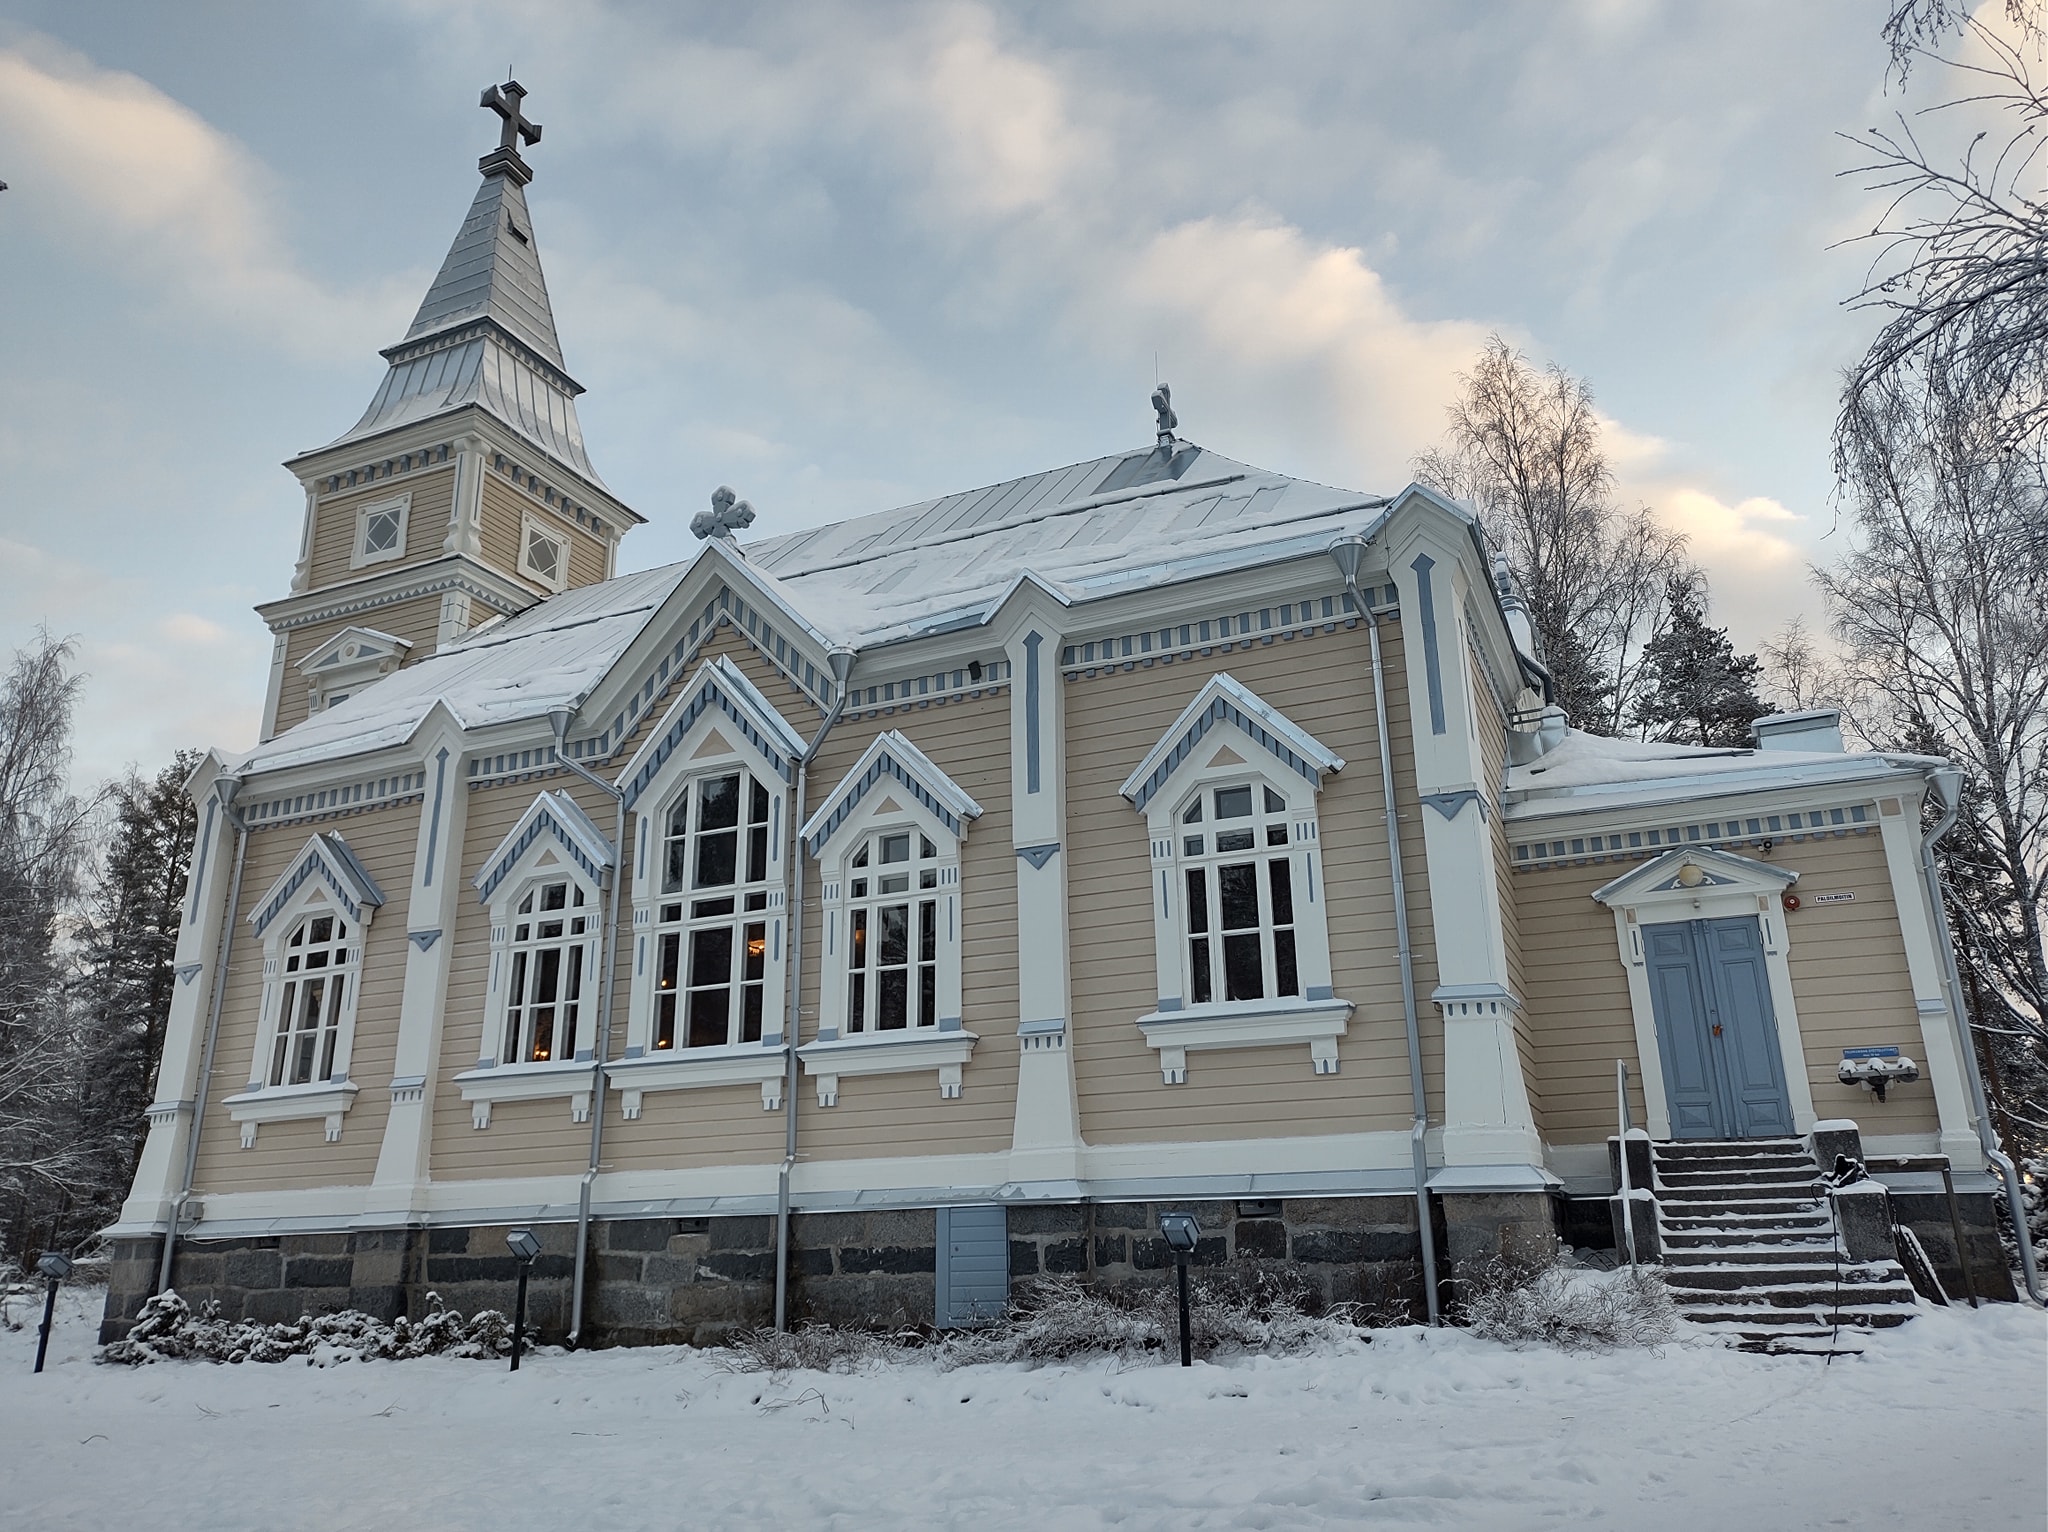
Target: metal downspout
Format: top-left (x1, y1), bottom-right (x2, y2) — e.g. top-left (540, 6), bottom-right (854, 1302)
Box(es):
top-left (550, 713), bottom-right (628, 1347)
top-left (1332, 539), bottom-right (1441, 1324)
top-left (159, 780), bottom-right (246, 1295)
top-left (776, 649), bottom-right (856, 1332)
top-left (1920, 766), bottom-right (2043, 1303)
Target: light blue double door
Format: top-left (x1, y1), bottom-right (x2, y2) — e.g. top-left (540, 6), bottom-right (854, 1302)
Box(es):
top-left (1644, 916), bottom-right (1795, 1140)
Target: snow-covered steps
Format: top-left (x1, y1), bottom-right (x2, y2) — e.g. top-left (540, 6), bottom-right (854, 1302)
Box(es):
top-left (1647, 1137), bottom-right (1920, 1349)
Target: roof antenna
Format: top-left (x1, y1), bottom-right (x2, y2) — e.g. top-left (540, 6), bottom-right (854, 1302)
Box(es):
top-left (1151, 382), bottom-right (1177, 449)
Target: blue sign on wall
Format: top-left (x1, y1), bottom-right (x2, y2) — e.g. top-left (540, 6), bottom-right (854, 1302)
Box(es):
top-left (1842, 1045), bottom-right (1902, 1060)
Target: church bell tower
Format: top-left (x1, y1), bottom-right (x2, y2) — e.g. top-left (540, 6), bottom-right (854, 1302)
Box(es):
top-left (255, 81), bottom-right (642, 741)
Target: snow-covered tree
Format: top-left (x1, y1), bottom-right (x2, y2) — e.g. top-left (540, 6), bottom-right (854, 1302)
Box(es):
top-left (1629, 576), bottom-right (1769, 748)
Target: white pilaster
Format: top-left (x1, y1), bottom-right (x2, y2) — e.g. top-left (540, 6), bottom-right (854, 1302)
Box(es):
top-left (1003, 604), bottom-right (1083, 1182)
top-left (368, 716), bottom-right (471, 1212)
top-left (288, 482), bottom-right (317, 594)
top-left (443, 432), bottom-right (485, 559)
top-left (258, 631), bottom-right (290, 744)
top-left (1874, 789), bottom-right (1985, 1168)
top-left (118, 763), bottom-right (241, 1229)
top-left (1385, 504), bottom-right (1540, 1170)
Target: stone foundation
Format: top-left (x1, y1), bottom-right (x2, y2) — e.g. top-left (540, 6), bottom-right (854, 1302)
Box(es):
top-left (1890, 1191), bottom-right (2014, 1304)
top-left (101, 1192), bottom-right (1482, 1345)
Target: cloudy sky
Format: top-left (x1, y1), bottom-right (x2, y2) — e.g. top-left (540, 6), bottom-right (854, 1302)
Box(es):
top-left (0, 1), bottom-right (1928, 787)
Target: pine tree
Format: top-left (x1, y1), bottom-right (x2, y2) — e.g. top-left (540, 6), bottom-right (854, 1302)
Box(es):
top-left (76, 753), bottom-right (200, 1196)
top-left (1630, 576), bottom-right (1768, 747)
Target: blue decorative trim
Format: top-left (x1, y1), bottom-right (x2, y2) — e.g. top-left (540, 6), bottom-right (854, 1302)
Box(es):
top-left (1024, 631), bottom-right (1043, 794)
top-left (250, 834), bottom-right (387, 937)
top-left (1305, 985), bottom-right (1335, 1002)
top-left (1016, 843), bottom-right (1060, 871)
top-left (939, 1016), bottom-right (964, 1032)
top-left (1412, 553), bottom-right (1446, 735)
top-left (1127, 694), bottom-right (1325, 812)
top-left (422, 747), bottom-right (449, 886)
top-left (408, 929), bottom-right (441, 951)
top-left (188, 798), bottom-right (216, 927)
top-left (176, 962), bottom-right (202, 986)
top-left (801, 735), bottom-right (983, 856)
top-left (475, 792), bottom-right (615, 905)
top-left (1154, 997), bottom-right (1183, 1013)
top-left (620, 658), bottom-right (804, 810)
top-left (1420, 789), bottom-right (1484, 821)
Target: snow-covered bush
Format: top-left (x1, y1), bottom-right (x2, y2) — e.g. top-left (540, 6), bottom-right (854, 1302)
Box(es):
top-left (98, 1290), bottom-right (522, 1366)
top-left (1458, 1251), bottom-right (1675, 1351)
top-left (721, 1272), bottom-right (1363, 1374)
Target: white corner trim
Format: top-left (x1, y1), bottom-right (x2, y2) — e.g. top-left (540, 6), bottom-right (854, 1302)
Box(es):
top-left (797, 1030), bottom-right (978, 1106)
top-left (605, 1045), bottom-right (789, 1115)
top-left (454, 1059), bottom-right (599, 1129)
top-left (1135, 996), bottom-right (1353, 1084)
top-left (221, 1079), bottom-right (359, 1148)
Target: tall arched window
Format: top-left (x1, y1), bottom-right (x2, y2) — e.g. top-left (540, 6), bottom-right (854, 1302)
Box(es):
top-left (844, 828), bottom-right (943, 1033)
top-left (653, 768), bottom-right (775, 1049)
top-left (269, 912), bottom-right (353, 1086)
top-left (502, 877), bottom-right (595, 1064)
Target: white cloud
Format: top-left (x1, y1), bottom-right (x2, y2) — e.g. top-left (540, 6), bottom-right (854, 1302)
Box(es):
top-left (0, 38), bottom-right (412, 357)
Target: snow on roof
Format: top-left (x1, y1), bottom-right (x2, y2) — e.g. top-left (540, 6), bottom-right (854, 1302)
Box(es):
top-left (746, 442), bottom-right (1389, 645)
top-left (1504, 727), bottom-right (1924, 816)
top-left (240, 443), bottom-right (1394, 779)
top-left (237, 563), bottom-right (689, 776)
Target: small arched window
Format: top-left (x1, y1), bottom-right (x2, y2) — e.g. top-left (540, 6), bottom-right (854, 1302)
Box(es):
top-left (843, 828), bottom-right (943, 1034)
top-left (652, 769), bottom-right (776, 1050)
top-left (502, 878), bottom-right (595, 1064)
top-left (270, 912), bottom-right (353, 1086)
top-left (1176, 783), bottom-right (1300, 1006)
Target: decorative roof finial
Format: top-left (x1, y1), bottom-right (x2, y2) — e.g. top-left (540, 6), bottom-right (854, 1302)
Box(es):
top-left (1151, 382), bottom-right (1177, 447)
top-left (692, 485), bottom-right (756, 542)
top-left (479, 79), bottom-right (543, 184)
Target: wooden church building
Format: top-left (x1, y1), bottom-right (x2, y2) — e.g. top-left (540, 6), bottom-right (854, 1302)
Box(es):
top-left (104, 84), bottom-right (2021, 1348)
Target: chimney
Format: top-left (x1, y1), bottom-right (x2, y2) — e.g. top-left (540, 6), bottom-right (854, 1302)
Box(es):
top-left (1753, 708), bottom-right (1844, 753)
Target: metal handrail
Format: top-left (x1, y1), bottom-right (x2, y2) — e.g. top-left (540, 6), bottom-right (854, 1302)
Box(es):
top-left (1863, 1154), bottom-right (1981, 1308)
top-left (1616, 1060), bottom-right (1640, 1271)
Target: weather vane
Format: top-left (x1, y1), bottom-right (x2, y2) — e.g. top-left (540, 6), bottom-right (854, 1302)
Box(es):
top-left (692, 485), bottom-right (757, 542)
top-left (1152, 382), bottom-right (1178, 447)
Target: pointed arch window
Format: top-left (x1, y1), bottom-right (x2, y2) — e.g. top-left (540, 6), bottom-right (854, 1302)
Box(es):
top-left (844, 828), bottom-right (943, 1035)
top-left (653, 768), bottom-right (776, 1050)
top-left (1177, 783), bottom-right (1301, 1006)
top-left (502, 878), bottom-right (595, 1064)
top-left (270, 911), bottom-right (354, 1086)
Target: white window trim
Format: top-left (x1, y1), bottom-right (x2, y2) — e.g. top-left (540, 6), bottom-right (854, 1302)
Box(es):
top-left (800, 735), bottom-right (981, 1104)
top-left (1591, 846), bottom-right (1818, 1139)
top-left (518, 509), bottom-right (570, 592)
top-left (1126, 678), bottom-right (1347, 1084)
top-left (348, 493), bottom-right (410, 570)
top-left (297, 626), bottom-right (411, 715)
top-left (615, 706), bottom-right (794, 1111)
top-left (227, 885), bottom-right (371, 1147)
top-left (460, 792), bottom-right (615, 1128)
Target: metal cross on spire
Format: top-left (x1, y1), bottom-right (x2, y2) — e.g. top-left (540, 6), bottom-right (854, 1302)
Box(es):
top-left (478, 79), bottom-right (543, 183)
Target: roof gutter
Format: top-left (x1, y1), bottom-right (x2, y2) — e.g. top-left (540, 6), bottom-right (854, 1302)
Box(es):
top-left (1332, 536), bottom-right (1440, 1324)
top-left (776, 647), bottom-right (857, 1332)
top-left (1919, 765), bottom-right (2042, 1303)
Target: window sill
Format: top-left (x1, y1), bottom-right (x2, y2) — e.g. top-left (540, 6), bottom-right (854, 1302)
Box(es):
top-left (1135, 997), bottom-right (1353, 1083)
top-left (797, 1029), bottom-right (978, 1106)
top-left (221, 1079), bottom-right (359, 1147)
top-left (454, 1058), bottom-right (598, 1129)
top-left (606, 1043), bottom-right (788, 1115)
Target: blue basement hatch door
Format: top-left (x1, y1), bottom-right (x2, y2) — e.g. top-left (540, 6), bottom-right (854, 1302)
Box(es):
top-left (935, 1205), bottom-right (1008, 1328)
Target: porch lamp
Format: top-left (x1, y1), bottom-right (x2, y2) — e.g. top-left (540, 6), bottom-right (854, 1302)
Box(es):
top-left (32, 1251), bottom-right (72, 1375)
top-left (506, 1228), bottom-right (543, 1372)
top-left (1158, 1212), bottom-right (1201, 1367)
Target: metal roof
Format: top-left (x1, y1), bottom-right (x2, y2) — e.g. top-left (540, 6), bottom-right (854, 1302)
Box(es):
top-left (316, 162), bottom-right (607, 487)
top-left (746, 442), bottom-right (1388, 645)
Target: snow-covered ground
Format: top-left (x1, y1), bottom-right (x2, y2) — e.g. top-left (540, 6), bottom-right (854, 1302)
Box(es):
top-left (2, 1290), bottom-right (2042, 1531)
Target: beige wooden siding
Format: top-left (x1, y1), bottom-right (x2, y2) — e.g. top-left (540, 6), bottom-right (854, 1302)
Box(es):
top-left (1064, 621), bottom-right (1443, 1146)
top-left (272, 600), bottom-right (448, 738)
top-left (1471, 651), bottom-right (1537, 1134)
top-left (479, 477), bottom-right (609, 595)
top-left (190, 803), bottom-right (421, 1193)
top-left (430, 776), bottom-right (613, 1180)
top-left (1516, 825), bottom-right (1938, 1143)
top-left (792, 689), bottom-right (1020, 1160)
top-left (1516, 860), bottom-right (1646, 1144)
top-left (305, 468), bottom-right (457, 592)
top-left (1781, 831), bottom-right (1940, 1135)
